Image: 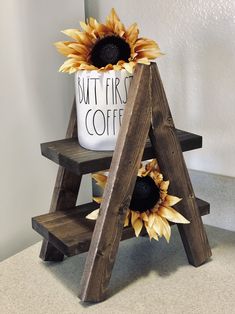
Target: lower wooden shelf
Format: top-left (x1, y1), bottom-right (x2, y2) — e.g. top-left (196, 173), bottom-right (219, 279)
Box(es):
top-left (32, 198), bottom-right (210, 257)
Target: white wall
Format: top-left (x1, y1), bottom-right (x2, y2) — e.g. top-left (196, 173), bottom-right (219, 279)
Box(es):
top-left (86, 0), bottom-right (235, 177)
top-left (0, 0), bottom-right (90, 261)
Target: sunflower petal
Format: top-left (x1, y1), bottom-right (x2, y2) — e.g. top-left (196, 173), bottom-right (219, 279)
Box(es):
top-left (61, 29), bottom-right (80, 41)
top-left (68, 43), bottom-right (89, 55)
top-left (143, 159), bottom-right (157, 176)
top-left (132, 218), bottom-right (143, 237)
top-left (93, 196), bottom-right (103, 204)
top-left (158, 206), bottom-right (190, 224)
top-left (164, 195), bottom-right (182, 206)
top-left (156, 215), bottom-right (171, 242)
top-left (86, 209), bottom-right (99, 220)
top-left (131, 211), bottom-right (140, 225)
top-left (80, 21), bottom-right (93, 33)
top-left (124, 209), bottom-right (130, 227)
top-left (54, 41), bottom-right (76, 57)
top-left (153, 214), bottom-right (163, 236)
top-left (123, 62), bottom-right (135, 74)
top-left (145, 222), bottom-right (159, 241)
top-left (160, 180), bottom-right (170, 191)
top-left (148, 213), bottom-right (155, 228)
top-left (136, 57), bottom-right (151, 65)
top-left (140, 211), bottom-right (149, 222)
top-left (92, 173), bottom-right (108, 189)
top-left (125, 23), bottom-right (139, 44)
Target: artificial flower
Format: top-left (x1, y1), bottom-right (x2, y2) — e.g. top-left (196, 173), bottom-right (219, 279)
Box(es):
top-left (87, 160), bottom-right (190, 242)
top-left (55, 8), bottom-right (162, 74)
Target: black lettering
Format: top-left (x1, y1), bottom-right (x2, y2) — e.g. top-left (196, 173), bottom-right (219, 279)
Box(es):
top-left (119, 108), bottom-right (124, 126)
top-left (93, 110), bottom-right (106, 136)
top-left (106, 78), bottom-right (111, 105)
top-left (90, 77), bottom-right (99, 105)
top-left (113, 109), bottom-right (117, 135)
top-left (115, 77), bottom-right (122, 104)
top-left (106, 109), bottom-right (111, 136)
top-left (85, 109), bottom-right (94, 135)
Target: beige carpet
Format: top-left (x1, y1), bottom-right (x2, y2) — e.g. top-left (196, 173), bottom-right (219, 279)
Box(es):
top-left (0, 225), bottom-right (235, 314)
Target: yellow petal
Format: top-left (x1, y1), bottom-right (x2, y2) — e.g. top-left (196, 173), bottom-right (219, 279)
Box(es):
top-left (143, 159), bottom-right (157, 176)
top-left (131, 211), bottom-right (140, 225)
top-left (152, 214), bottom-right (163, 236)
top-left (145, 222), bottom-right (159, 241)
top-left (80, 21), bottom-right (93, 33)
top-left (92, 173), bottom-right (108, 189)
top-left (158, 206), bottom-right (190, 224)
top-left (68, 43), bottom-right (89, 55)
top-left (54, 41), bottom-right (76, 57)
top-left (125, 23), bottom-right (139, 44)
top-left (86, 209), bottom-right (99, 220)
top-left (79, 64), bottom-right (98, 70)
top-left (123, 62), bottom-right (135, 74)
top-left (75, 31), bottom-right (94, 46)
top-left (140, 212), bottom-right (149, 222)
top-left (148, 212), bottom-right (155, 228)
top-left (124, 209), bottom-right (130, 227)
top-left (157, 215), bottom-right (171, 242)
top-left (137, 50), bottom-right (162, 60)
top-left (164, 195), bottom-right (182, 206)
top-left (133, 219), bottom-right (143, 237)
top-left (160, 180), bottom-right (170, 192)
top-left (106, 8), bottom-right (125, 36)
top-left (92, 196), bottom-right (103, 204)
top-left (61, 29), bottom-right (80, 41)
top-left (136, 57), bottom-right (151, 65)
top-left (113, 64), bottom-right (122, 71)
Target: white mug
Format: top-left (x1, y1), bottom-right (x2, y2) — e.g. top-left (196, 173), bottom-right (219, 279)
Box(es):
top-left (75, 70), bottom-right (133, 151)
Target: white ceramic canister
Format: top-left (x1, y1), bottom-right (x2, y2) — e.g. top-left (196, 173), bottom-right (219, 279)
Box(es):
top-left (75, 69), bottom-right (133, 151)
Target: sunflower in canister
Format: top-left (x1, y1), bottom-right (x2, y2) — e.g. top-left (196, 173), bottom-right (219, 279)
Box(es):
top-left (54, 8), bottom-right (162, 73)
top-left (87, 160), bottom-right (190, 242)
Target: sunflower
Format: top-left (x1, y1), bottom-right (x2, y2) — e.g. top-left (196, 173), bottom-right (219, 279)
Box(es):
top-left (87, 160), bottom-right (190, 242)
top-left (54, 8), bottom-right (162, 74)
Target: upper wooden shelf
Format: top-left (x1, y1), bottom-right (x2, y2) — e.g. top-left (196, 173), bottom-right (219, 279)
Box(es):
top-left (41, 129), bottom-right (202, 175)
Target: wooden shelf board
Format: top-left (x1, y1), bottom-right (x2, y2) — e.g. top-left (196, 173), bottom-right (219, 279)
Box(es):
top-left (40, 129), bottom-right (202, 175)
top-left (32, 198), bottom-right (209, 257)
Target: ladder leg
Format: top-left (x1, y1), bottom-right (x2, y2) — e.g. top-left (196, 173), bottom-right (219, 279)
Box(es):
top-left (149, 63), bottom-right (211, 266)
top-left (40, 99), bottom-right (82, 261)
top-left (78, 64), bottom-right (152, 302)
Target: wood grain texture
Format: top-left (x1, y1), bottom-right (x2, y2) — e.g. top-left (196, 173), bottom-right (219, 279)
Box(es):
top-left (40, 130), bottom-right (202, 176)
top-left (149, 63), bottom-right (212, 266)
top-left (78, 64), bottom-right (152, 302)
top-left (40, 98), bottom-right (82, 261)
top-left (32, 198), bottom-right (209, 257)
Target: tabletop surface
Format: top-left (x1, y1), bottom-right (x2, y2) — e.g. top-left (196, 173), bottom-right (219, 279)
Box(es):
top-left (1, 224), bottom-right (235, 314)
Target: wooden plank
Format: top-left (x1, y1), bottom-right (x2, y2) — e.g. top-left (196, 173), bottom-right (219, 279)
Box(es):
top-left (32, 198), bottom-right (209, 257)
top-left (40, 130), bottom-right (202, 176)
top-left (78, 64), bottom-right (152, 302)
top-left (40, 99), bottom-right (82, 261)
top-left (149, 63), bottom-right (211, 267)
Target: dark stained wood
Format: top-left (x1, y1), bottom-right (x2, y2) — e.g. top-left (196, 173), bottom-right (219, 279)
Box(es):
top-left (40, 130), bottom-right (202, 176)
top-left (32, 198), bottom-right (209, 257)
top-left (40, 98), bottom-right (82, 261)
top-left (149, 63), bottom-right (212, 267)
top-left (78, 64), bottom-right (152, 302)
top-left (33, 62), bottom-right (212, 303)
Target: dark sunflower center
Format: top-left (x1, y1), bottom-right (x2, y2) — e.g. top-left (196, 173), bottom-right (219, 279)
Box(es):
top-left (130, 176), bottom-right (160, 213)
top-left (90, 36), bottom-right (131, 68)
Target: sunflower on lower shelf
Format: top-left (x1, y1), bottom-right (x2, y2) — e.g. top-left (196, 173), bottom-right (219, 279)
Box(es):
top-left (87, 159), bottom-right (190, 242)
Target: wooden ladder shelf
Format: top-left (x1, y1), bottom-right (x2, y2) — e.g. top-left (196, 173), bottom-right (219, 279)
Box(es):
top-left (32, 62), bottom-right (211, 302)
